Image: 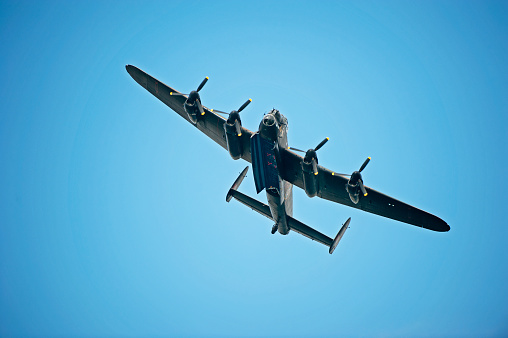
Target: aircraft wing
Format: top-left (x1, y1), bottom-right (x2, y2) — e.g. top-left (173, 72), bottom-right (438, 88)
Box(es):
top-left (127, 65), bottom-right (448, 232)
top-left (126, 65), bottom-right (254, 162)
top-left (280, 148), bottom-right (449, 232)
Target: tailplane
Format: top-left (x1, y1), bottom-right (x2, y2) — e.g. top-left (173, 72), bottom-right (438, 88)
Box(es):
top-left (226, 167), bottom-right (351, 254)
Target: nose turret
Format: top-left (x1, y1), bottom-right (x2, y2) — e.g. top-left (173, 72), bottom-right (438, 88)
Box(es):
top-left (259, 114), bottom-right (278, 141)
top-left (263, 114), bottom-right (275, 126)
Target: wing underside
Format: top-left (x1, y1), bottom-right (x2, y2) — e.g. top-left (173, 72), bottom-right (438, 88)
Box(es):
top-left (126, 65), bottom-right (254, 162)
top-left (280, 148), bottom-right (449, 232)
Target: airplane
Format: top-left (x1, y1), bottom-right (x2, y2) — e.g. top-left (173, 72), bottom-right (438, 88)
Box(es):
top-left (125, 65), bottom-right (450, 254)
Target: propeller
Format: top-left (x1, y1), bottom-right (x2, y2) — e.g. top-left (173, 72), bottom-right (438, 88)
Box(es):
top-left (170, 77), bottom-right (209, 115)
top-left (169, 77), bottom-right (209, 96)
top-left (289, 137), bottom-right (329, 175)
top-left (358, 157), bottom-right (370, 172)
top-left (337, 157), bottom-right (371, 197)
top-left (213, 98), bottom-right (252, 115)
top-left (213, 99), bottom-right (252, 137)
top-left (334, 157), bottom-right (371, 177)
top-left (356, 157), bottom-right (371, 196)
top-left (196, 77), bottom-right (208, 92)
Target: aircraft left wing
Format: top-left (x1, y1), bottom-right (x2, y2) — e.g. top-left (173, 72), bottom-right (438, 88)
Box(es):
top-left (280, 148), bottom-right (449, 232)
top-left (126, 65), bottom-right (254, 162)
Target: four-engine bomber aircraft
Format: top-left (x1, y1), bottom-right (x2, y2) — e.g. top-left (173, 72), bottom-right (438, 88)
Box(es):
top-left (126, 65), bottom-right (449, 254)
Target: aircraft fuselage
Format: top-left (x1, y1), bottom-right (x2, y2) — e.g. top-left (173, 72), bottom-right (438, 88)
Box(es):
top-left (252, 109), bottom-right (293, 235)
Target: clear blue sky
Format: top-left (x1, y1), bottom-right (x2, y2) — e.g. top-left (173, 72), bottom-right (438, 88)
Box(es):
top-left (1, 0), bottom-right (507, 336)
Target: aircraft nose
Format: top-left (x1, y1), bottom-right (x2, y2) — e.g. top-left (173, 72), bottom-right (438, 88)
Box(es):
top-left (263, 114), bottom-right (275, 126)
top-left (259, 114), bottom-right (278, 141)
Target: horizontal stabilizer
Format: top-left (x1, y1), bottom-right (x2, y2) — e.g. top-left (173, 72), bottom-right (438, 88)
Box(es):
top-left (227, 188), bottom-right (273, 220)
top-left (286, 216), bottom-right (333, 247)
top-left (226, 169), bottom-right (349, 254)
top-left (329, 217), bottom-right (351, 254)
top-left (228, 190), bottom-right (335, 250)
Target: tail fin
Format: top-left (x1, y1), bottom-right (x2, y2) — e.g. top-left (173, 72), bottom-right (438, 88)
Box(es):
top-left (226, 166), bottom-right (249, 202)
top-left (329, 217), bottom-right (351, 254)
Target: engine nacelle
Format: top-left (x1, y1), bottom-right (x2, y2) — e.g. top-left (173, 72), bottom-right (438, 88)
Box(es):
top-left (346, 182), bottom-right (360, 204)
top-left (301, 160), bottom-right (319, 197)
top-left (183, 91), bottom-right (203, 124)
top-left (184, 101), bottom-right (199, 124)
top-left (224, 121), bottom-right (243, 160)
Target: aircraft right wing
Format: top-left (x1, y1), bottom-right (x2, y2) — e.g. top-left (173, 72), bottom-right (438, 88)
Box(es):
top-left (280, 148), bottom-right (449, 232)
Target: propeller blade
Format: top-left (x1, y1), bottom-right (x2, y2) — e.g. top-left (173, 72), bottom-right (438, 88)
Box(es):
top-left (238, 98), bottom-right (252, 113)
top-left (358, 180), bottom-right (368, 196)
top-left (196, 100), bottom-right (205, 116)
top-left (288, 147), bottom-right (305, 153)
top-left (312, 160), bottom-right (319, 175)
top-left (314, 137), bottom-right (329, 151)
top-left (235, 119), bottom-right (242, 137)
top-left (359, 157), bottom-right (371, 172)
top-left (211, 109), bottom-right (228, 115)
top-left (169, 92), bottom-right (188, 96)
top-left (196, 77), bottom-right (209, 92)
top-left (332, 172), bottom-right (351, 177)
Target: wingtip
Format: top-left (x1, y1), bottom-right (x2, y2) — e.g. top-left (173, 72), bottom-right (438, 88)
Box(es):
top-left (125, 64), bottom-right (136, 77)
top-left (433, 218), bottom-right (450, 232)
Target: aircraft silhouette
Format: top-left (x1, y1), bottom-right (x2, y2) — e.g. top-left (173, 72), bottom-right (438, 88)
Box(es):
top-left (126, 65), bottom-right (449, 254)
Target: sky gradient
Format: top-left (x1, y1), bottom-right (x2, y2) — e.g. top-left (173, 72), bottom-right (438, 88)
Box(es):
top-left (1, 1), bottom-right (507, 336)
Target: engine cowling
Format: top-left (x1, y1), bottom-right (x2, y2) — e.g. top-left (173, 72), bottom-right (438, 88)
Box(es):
top-left (183, 91), bottom-right (202, 124)
top-left (345, 165), bottom-right (369, 204)
top-left (346, 180), bottom-right (361, 204)
top-left (224, 120), bottom-right (243, 160)
top-left (290, 138), bottom-right (329, 198)
top-left (224, 111), bottom-right (244, 160)
top-left (212, 99), bottom-right (252, 160)
top-left (173, 77), bottom-right (209, 124)
top-left (302, 159), bottom-right (319, 197)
